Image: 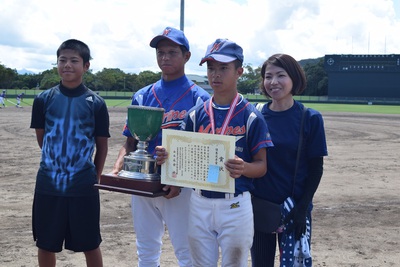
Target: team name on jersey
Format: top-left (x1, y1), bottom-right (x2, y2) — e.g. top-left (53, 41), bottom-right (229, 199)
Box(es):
top-left (163, 110), bottom-right (187, 123)
top-left (198, 125), bottom-right (246, 135)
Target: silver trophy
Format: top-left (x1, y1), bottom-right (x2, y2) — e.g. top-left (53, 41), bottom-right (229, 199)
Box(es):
top-left (97, 105), bottom-right (166, 196)
top-left (118, 105), bottom-right (165, 180)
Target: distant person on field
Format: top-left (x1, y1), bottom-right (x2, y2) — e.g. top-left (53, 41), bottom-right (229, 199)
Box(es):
top-left (16, 92), bottom-right (24, 107)
top-left (30, 39), bottom-right (110, 267)
top-left (0, 90), bottom-right (6, 107)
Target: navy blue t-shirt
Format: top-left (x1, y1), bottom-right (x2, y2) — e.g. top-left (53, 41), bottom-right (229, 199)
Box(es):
top-left (30, 83), bottom-right (110, 196)
top-left (251, 101), bottom-right (328, 204)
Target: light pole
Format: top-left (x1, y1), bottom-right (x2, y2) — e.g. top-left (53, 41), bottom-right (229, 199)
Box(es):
top-left (180, 0), bottom-right (184, 31)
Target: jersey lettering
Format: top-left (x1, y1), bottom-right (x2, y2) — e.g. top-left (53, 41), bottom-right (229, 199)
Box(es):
top-left (163, 110), bottom-right (187, 123)
top-left (224, 125), bottom-right (246, 135)
top-left (198, 124), bottom-right (212, 133)
top-left (198, 124), bottom-right (246, 136)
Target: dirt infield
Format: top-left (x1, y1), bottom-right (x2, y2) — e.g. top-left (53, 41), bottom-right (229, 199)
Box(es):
top-left (0, 106), bottom-right (399, 266)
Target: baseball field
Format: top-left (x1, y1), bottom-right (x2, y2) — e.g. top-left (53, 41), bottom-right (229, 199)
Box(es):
top-left (0, 104), bottom-right (399, 266)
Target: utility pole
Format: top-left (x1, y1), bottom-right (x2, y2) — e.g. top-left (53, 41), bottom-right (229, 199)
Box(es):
top-left (180, 0), bottom-right (184, 31)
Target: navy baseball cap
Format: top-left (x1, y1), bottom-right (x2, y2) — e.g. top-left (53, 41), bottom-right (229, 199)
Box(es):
top-left (199, 38), bottom-right (244, 66)
top-left (150, 27), bottom-right (190, 51)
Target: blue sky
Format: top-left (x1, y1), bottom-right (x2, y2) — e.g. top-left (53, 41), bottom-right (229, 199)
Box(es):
top-left (0, 0), bottom-right (399, 75)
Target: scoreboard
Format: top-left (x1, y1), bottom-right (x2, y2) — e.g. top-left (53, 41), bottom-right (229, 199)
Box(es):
top-left (324, 54), bottom-right (400, 98)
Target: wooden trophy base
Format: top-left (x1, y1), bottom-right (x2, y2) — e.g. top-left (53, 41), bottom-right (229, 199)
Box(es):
top-left (95, 173), bottom-right (166, 197)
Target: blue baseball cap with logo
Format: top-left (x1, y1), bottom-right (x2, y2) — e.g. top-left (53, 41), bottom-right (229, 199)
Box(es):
top-left (199, 38), bottom-right (244, 66)
top-left (150, 26), bottom-right (190, 51)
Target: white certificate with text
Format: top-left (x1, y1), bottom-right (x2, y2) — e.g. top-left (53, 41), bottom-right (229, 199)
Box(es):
top-left (161, 129), bottom-right (236, 193)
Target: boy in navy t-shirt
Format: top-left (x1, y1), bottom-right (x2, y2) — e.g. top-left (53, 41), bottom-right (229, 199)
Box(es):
top-left (30, 39), bottom-right (110, 267)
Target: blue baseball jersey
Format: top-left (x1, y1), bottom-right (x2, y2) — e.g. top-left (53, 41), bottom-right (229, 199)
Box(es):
top-left (0, 92), bottom-right (5, 98)
top-left (251, 101), bottom-right (328, 203)
top-left (30, 83), bottom-right (110, 196)
top-left (122, 75), bottom-right (210, 155)
top-left (181, 95), bottom-right (273, 194)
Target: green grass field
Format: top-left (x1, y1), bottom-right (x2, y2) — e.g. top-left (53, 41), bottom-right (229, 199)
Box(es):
top-left (14, 98), bottom-right (400, 115)
top-left (297, 103), bottom-right (400, 114)
top-left (5, 88), bottom-right (399, 114)
top-left (251, 102), bottom-right (399, 114)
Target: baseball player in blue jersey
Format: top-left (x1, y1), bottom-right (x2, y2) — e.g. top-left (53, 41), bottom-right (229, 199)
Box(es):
top-left (112, 27), bottom-right (210, 267)
top-left (155, 39), bottom-right (274, 267)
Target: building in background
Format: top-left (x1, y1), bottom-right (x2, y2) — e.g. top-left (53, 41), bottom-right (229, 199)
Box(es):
top-left (187, 74), bottom-right (212, 95)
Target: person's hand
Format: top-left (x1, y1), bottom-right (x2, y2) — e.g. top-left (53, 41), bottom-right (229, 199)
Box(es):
top-left (155, 146), bottom-right (168, 165)
top-left (224, 156), bottom-right (245, 178)
top-left (283, 204), bottom-right (307, 240)
top-left (163, 185), bottom-right (181, 199)
top-left (110, 167), bottom-right (120, 175)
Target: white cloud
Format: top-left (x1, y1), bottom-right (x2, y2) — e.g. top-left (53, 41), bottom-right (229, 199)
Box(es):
top-left (0, 0), bottom-right (399, 75)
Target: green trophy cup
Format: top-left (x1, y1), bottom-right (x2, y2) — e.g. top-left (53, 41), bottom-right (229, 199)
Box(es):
top-left (97, 105), bottom-right (166, 197)
top-left (119, 105), bottom-right (165, 180)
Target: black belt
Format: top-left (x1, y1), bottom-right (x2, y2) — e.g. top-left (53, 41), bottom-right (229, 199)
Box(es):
top-left (194, 189), bottom-right (242, 199)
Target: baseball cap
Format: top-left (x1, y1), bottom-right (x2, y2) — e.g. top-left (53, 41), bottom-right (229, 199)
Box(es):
top-left (150, 27), bottom-right (190, 51)
top-left (199, 38), bottom-right (244, 66)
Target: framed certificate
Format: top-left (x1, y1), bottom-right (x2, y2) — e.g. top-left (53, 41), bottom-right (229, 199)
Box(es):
top-left (161, 129), bottom-right (236, 193)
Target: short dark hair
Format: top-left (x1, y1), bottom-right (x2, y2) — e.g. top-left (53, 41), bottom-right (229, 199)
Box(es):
top-left (57, 39), bottom-right (92, 63)
top-left (155, 44), bottom-right (188, 56)
top-left (206, 59), bottom-right (242, 69)
top-left (179, 45), bottom-right (188, 54)
top-left (234, 59), bottom-right (242, 69)
top-left (260, 54), bottom-right (306, 97)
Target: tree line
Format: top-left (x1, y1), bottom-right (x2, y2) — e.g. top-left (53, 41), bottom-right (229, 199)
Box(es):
top-left (0, 57), bottom-right (328, 96)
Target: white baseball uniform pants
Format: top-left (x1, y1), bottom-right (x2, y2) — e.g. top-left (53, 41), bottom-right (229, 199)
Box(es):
top-left (188, 191), bottom-right (254, 267)
top-left (131, 187), bottom-right (192, 267)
